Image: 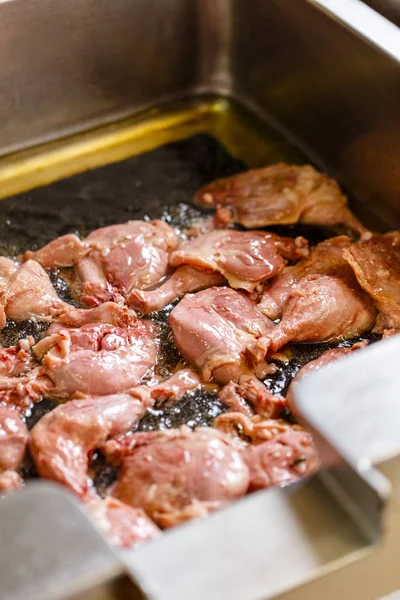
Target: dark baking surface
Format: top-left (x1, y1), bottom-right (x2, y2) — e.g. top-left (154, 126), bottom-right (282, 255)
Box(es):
top-left (0, 134), bottom-right (244, 256)
top-left (0, 133), bottom-right (379, 486)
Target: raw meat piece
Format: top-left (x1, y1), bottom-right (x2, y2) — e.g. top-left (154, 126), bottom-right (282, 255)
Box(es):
top-left (137, 368), bottom-right (201, 404)
top-left (215, 413), bottom-right (319, 490)
top-left (76, 251), bottom-right (111, 305)
top-left (286, 342), bottom-right (367, 419)
top-left (195, 163), bottom-right (365, 233)
top-left (24, 234), bottom-right (86, 268)
top-left (170, 230), bottom-right (307, 291)
top-left (382, 328), bottom-right (397, 339)
top-left (30, 393), bottom-right (150, 498)
top-left (33, 322), bottom-right (157, 399)
top-left (344, 232), bottom-right (400, 333)
top-left (131, 230), bottom-right (308, 312)
top-left (0, 407), bottom-right (28, 494)
top-left (84, 220), bottom-right (177, 302)
top-left (258, 235), bottom-right (352, 319)
top-left (57, 301), bottom-right (136, 329)
top-left (0, 259), bottom-right (136, 330)
top-left (246, 427), bottom-right (319, 490)
top-left (261, 274), bottom-right (376, 354)
top-left (1, 260), bottom-right (68, 326)
top-left (0, 257), bottom-right (17, 293)
top-left (0, 470), bottom-right (23, 493)
top-left (0, 369), bottom-right (52, 413)
top-left (87, 497), bottom-right (161, 548)
top-left (0, 337), bottom-right (35, 377)
top-left (169, 287), bottom-right (273, 379)
top-left (25, 220), bottom-right (178, 306)
top-left (93, 368), bottom-right (202, 408)
top-left (169, 287), bottom-right (284, 417)
top-left (218, 381), bottom-right (257, 418)
top-left (104, 426), bottom-right (249, 528)
top-left (0, 407), bottom-right (28, 471)
top-left (218, 376), bottom-right (284, 419)
top-left (130, 266), bottom-right (224, 314)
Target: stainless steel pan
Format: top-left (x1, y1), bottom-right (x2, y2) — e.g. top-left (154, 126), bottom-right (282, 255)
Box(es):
top-left (0, 1), bottom-right (399, 599)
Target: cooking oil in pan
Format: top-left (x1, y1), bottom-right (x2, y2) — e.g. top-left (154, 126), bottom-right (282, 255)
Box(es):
top-left (0, 96), bottom-right (380, 486)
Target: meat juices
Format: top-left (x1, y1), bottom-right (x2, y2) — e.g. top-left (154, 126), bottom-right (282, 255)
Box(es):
top-left (104, 427), bottom-right (250, 527)
top-left (169, 287), bottom-right (285, 417)
top-left (286, 342), bottom-right (367, 419)
top-left (258, 235), bottom-right (352, 320)
top-left (0, 407), bottom-right (28, 493)
top-left (195, 163), bottom-right (365, 234)
top-left (33, 322), bottom-right (157, 398)
top-left (30, 393), bottom-right (150, 498)
top-left (87, 497), bottom-right (161, 548)
top-left (25, 220), bottom-right (178, 306)
top-left (131, 230), bottom-right (308, 313)
top-left (215, 413), bottom-right (319, 490)
top-left (0, 259), bottom-right (136, 330)
top-left (344, 232), bottom-right (400, 334)
top-left (261, 274), bottom-right (376, 353)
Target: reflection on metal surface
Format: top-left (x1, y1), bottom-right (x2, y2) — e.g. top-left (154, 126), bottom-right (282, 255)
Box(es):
top-left (230, 0), bottom-right (400, 230)
top-left (0, 97), bottom-right (304, 201)
top-left (0, 0), bottom-right (199, 156)
top-left (126, 478), bottom-right (369, 600)
top-left (0, 483), bottom-right (123, 600)
top-left (309, 0), bottom-right (400, 60)
top-left (292, 337), bottom-right (400, 599)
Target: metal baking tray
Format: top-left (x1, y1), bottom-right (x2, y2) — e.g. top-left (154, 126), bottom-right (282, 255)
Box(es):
top-left (0, 1), bottom-right (399, 599)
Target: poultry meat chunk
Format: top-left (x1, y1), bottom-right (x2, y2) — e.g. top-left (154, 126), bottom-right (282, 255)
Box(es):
top-left (0, 257), bottom-right (17, 293)
top-left (286, 342), bottom-right (367, 419)
top-left (169, 287), bottom-right (284, 418)
top-left (0, 259), bottom-right (136, 330)
top-left (0, 337), bottom-right (35, 377)
top-left (131, 230), bottom-right (308, 313)
top-left (0, 368), bottom-right (52, 413)
top-left (0, 407), bottom-right (28, 493)
top-left (215, 413), bottom-right (319, 490)
top-left (130, 368), bottom-right (202, 405)
top-left (25, 220), bottom-right (178, 306)
top-left (258, 235), bottom-right (352, 319)
top-left (195, 163), bottom-right (365, 234)
top-left (103, 426), bottom-right (249, 528)
top-left (30, 393), bottom-right (151, 498)
top-left (87, 497), bottom-right (161, 548)
top-left (0, 407), bottom-right (28, 472)
top-left (0, 470), bottom-right (23, 493)
top-left (33, 321), bottom-right (157, 399)
top-left (130, 266), bottom-right (224, 314)
top-left (260, 274), bottom-right (376, 354)
top-left (344, 232), bottom-right (400, 334)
